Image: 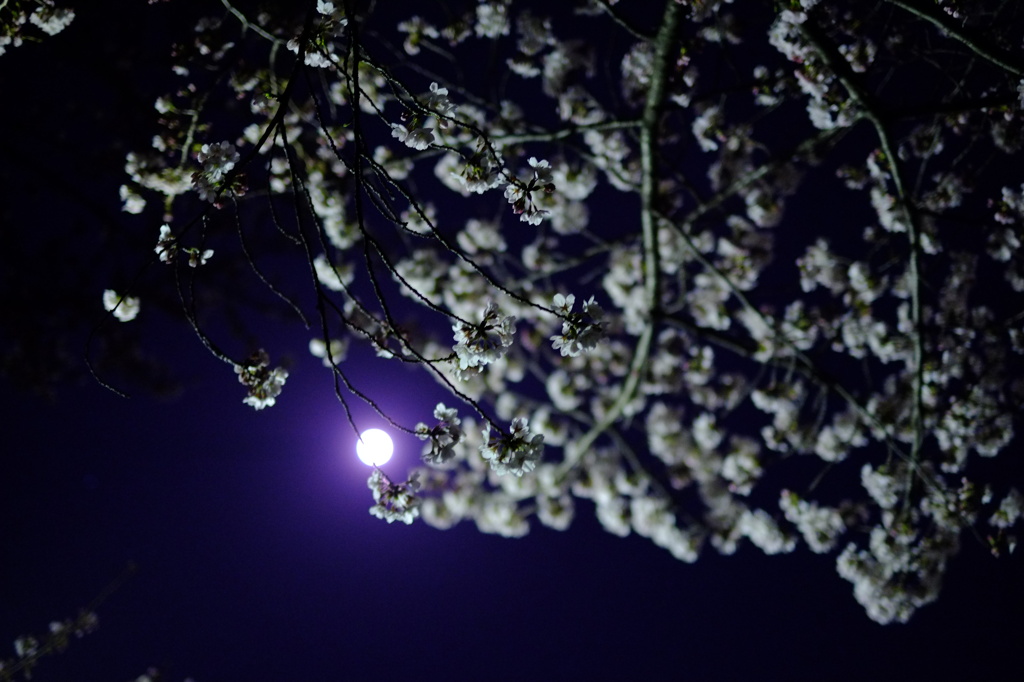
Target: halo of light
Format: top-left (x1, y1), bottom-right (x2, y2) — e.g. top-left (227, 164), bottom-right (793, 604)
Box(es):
top-left (355, 428), bottom-right (394, 466)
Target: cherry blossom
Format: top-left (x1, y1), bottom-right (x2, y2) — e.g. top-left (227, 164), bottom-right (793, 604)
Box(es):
top-left (92, 0), bottom-right (1024, 625)
top-left (102, 290), bottom-right (140, 323)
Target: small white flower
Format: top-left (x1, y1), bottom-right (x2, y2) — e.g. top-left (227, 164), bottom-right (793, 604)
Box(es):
top-left (235, 349), bottom-right (288, 410)
top-left (424, 82), bottom-right (457, 124)
top-left (103, 289), bottom-right (140, 322)
top-left (197, 141), bottom-right (239, 182)
top-left (480, 417), bottom-right (543, 477)
top-left (313, 254), bottom-right (353, 292)
top-left (368, 469), bottom-right (421, 524)
top-left (692, 105), bottom-right (723, 152)
top-left (309, 337), bottom-right (348, 367)
top-left (416, 403), bottom-right (464, 465)
top-left (738, 509), bottom-right (796, 555)
top-left (537, 493), bottom-right (574, 530)
top-left (550, 294), bottom-right (605, 357)
top-left (397, 16), bottom-right (440, 56)
top-left (192, 141), bottom-right (240, 201)
top-left (475, 0), bottom-right (510, 39)
top-left (721, 438), bottom-right (762, 495)
top-left (989, 488), bottom-right (1023, 529)
top-left (452, 302), bottom-right (517, 373)
top-left (861, 463), bottom-right (903, 510)
top-left (13, 635), bottom-right (38, 659)
top-left (391, 122), bottom-right (434, 150)
top-left (780, 491), bottom-right (846, 553)
top-left (452, 149), bottom-right (502, 194)
top-left (119, 184), bottom-right (146, 214)
top-left (29, 4), bottom-right (75, 36)
top-left (553, 292), bottom-right (575, 315)
top-left (505, 157), bottom-right (555, 225)
top-left (155, 224), bottom-right (177, 263)
top-left (186, 247), bottom-right (214, 268)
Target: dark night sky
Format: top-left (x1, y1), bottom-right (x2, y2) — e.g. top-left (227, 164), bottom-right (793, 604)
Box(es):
top-left (2, 1), bottom-right (1024, 681)
top-left (3, 349), bottom-right (1024, 681)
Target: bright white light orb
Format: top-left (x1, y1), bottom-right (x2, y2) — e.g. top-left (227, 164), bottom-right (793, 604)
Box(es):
top-left (356, 428), bottom-right (394, 467)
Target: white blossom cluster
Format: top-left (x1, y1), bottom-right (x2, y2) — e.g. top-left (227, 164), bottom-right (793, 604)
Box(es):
top-left (102, 289), bottom-right (140, 323)
top-left (153, 224), bottom-right (212, 268)
top-left (410, 420), bottom-right (570, 537)
top-left (154, 224), bottom-right (177, 264)
top-left (504, 157), bottom-right (555, 225)
top-left (2, 608), bottom-right (98, 679)
top-left (779, 491), bottom-right (846, 554)
top-left (391, 82), bottom-right (456, 151)
top-left (549, 293), bottom-right (605, 357)
top-left (0, 0), bottom-right (74, 56)
top-left (769, 8), bottom-right (860, 130)
top-left (416, 403), bottom-right (464, 466)
top-left (989, 482), bottom-right (1020, 517)
top-left (286, 1), bottom-right (347, 67)
top-left (480, 417), bottom-right (543, 477)
top-left (368, 469), bottom-right (421, 524)
top-left (114, 0), bottom-right (1024, 624)
top-left (308, 337), bottom-right (348, 371)
top-left (475, 0), bottom-right (510, 39)
top-left (452, 302), bottom-right (517, 376)
top-left (234, 349), bottom-right (288, 410)
top-left (391, 119), bottom-right (434, 151)
top-left (397, 16), bottom-right (439, 56)
top-left (192, 141), bottom-right (240, 202)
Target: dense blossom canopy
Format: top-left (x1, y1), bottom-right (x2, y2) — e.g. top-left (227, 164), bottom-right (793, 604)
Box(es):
top-left (7, 0), bottom-right (1024, 634)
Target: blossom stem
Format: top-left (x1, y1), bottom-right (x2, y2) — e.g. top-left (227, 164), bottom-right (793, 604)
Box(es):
top-left (560, 0), bottom-right (680, 477)
top-left (795, 20), bottom-right (952, 534)
top-left (799, 19), bottom-right (925, 471)
top-left (491, 119), bottom-right (642, 146)
top-left (593, 0), bottom-right (654, 41)
top-left (883, 0), bottom-right (1024, 77)
top-left (220, 0), bottom-right (286, 45)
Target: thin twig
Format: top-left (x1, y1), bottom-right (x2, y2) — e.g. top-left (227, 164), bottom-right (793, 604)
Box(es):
top-left (884, 0), bottom-right (1024, 76)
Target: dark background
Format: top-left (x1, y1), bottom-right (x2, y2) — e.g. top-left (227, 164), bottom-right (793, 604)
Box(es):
top-left (4, 358), bottom-right (1023, 680)
top-left (2, 2), bottom-right (1023, 680)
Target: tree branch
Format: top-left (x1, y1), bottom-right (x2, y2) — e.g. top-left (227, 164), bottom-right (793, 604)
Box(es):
top-left (884, 0), bottom-right (1024, 77)
top-left (560, 0), bottom-right (681, 476)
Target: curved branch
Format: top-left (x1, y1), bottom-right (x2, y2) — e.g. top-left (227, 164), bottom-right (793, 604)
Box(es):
top-left (884, 0), bottom-right (1024, 77)
top-left (560, 0), bottom-right (680, 476)
top-left (800, 19), bottom-right (925, 467)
